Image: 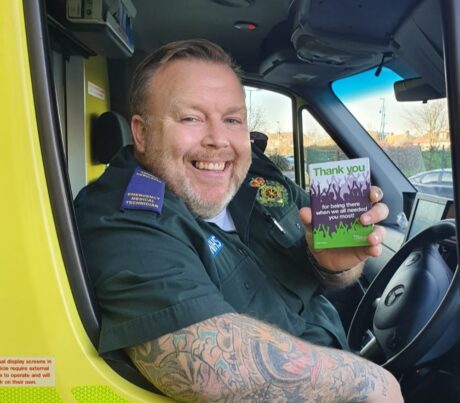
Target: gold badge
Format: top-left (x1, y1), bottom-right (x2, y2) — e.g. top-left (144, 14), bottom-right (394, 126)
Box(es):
top-left (250, 177), bottom-right (266, 188)
top-left (250, 177), bottom-right (288, 207)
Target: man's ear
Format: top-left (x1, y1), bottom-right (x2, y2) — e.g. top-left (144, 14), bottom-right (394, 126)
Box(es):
top-left (131, 114), bottom-right (148, 154)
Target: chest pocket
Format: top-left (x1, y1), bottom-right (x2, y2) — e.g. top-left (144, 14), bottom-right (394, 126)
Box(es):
top-left (252, 203), bottom-right (319, 309)
top-left (267, 204), bottom-right (305, 249)
top-left (220, 256), bottom-right (266, 311)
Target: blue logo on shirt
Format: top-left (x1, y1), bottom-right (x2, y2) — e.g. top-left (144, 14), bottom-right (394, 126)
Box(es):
top-left (207, 235), bottom-right (224, 256)
top-left (121, 166), bottom-right (165, 213)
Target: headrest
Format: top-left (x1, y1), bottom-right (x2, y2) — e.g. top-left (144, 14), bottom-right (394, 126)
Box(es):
top-left (250, 131), bottom-right (268, 153)
top-left (92, 111), bottom-right (132, 164)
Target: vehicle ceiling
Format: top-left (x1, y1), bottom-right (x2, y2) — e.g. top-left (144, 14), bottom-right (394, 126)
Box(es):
top-left (131, 0), bottom-right (444, 92)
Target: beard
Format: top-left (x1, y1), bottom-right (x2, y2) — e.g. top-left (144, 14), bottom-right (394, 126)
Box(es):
top-left (141, 142), bottom-right (251, 219)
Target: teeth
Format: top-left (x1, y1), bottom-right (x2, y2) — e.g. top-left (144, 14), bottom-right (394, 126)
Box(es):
top-left (195, 161), bottom-right (225, 171)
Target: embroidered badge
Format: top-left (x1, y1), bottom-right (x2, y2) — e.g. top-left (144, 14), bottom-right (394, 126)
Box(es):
top-left (257, 180), bottom-right (289, 207)
top-left (121, 167), bottom-right (165, 213)
top-left (207, 235), bottom-right (224, 257)
top-left (249, 177), bottom-right (266, 188)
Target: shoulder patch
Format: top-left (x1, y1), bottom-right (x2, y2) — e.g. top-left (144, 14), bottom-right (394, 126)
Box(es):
top-left (207, 235), bottom-right (224, 257)
top-left (249, 176), bottom-right (288, 207)
top-left (121, 167), bottom-right (165, 213)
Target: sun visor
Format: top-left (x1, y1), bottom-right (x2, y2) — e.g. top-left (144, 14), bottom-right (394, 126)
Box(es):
top-left (391, 0), bottom-right (445, 97)
top-left (289, 0), bottom-right (391, 68)
top-left (259, 48), bottom-right (362, 86)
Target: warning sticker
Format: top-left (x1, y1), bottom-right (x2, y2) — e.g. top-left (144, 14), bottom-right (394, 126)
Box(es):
top-left (0, 357), bottom-right (55, 387)
top-left (87, 81), bottom-right (106, 100)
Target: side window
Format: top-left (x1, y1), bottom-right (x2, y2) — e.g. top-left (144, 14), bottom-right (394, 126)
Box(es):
top-left (245, 86), bottom-right (295, 180)
top-left (301, 109), bottom-right (347, 186)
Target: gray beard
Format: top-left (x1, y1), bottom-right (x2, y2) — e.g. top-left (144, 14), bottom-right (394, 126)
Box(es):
top-left (140, 147), bottom-right (251, 219)
top-left (173, 178), bottom-right (240, 218)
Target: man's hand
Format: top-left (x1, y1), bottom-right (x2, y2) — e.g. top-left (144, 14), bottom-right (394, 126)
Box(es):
top-left (300, 186), bottom-right (389, 272)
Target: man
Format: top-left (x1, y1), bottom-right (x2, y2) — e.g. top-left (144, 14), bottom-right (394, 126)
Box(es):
top-left (75, 39), bottom-right (402, 401)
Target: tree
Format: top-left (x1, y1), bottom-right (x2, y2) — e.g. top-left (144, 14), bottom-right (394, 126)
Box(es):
top-left (248, 105), bottom-right (268, 133)
top-left (402, 99), bottom-right (448, 169)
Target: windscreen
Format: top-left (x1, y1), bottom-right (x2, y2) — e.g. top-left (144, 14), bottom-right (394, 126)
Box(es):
top-left (333, 68), bottom-right (451, 200)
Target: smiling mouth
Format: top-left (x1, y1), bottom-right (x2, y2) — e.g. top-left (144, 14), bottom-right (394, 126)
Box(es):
top-left (193, 161), bottom-right (227, 171)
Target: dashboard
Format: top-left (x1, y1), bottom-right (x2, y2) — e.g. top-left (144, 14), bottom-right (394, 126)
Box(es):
top-left (399, 192), bottom-right (459, 403)
top-left (405, 192), bottom-right (455, 242)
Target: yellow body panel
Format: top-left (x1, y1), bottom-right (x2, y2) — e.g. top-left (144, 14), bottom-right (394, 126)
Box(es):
top-left (0, 2), bottom-right (169, 401)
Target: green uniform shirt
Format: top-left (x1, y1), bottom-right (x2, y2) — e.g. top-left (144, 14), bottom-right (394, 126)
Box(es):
top-left (75, 146), bottom-right (348, 356)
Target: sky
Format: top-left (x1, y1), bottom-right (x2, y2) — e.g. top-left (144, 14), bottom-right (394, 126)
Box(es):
top-left (333, 67), bottom-right (411, 135)
top-left (245, 87), bottom-right (293, 133)
top-left (245, 67), bottom-right (437, 136)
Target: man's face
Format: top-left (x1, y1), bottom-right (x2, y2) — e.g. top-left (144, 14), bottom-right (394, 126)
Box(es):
top-left (133, 59), bottom-right (251, 218)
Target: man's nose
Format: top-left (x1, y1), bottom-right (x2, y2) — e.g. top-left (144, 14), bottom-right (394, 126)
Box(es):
top-left (201, 119), bottom-right (230, 148)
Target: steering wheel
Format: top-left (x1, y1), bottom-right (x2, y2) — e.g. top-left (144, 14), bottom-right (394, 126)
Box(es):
top-left (348, 219), bottom-right (460, 374)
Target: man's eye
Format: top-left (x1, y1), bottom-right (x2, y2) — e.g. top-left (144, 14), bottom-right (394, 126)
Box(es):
top-left (225, 118), bottom-right (242, 125)
top-left (182, 116), bottom-right (199, 123)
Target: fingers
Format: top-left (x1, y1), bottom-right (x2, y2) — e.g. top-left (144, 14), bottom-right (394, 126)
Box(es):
top-left (365, 244), bottom-right (383, 257)
top-left (351, 243), bottom-right (382, 261)
top-left (359, 187), bottom-right (388, 226)
top-left (361, 202), bottom-right (389, 226)
top-left (368, 225), bottom-right (386, 245)
top-left (364, 187), bottom-right (387, 256)
top-left (355, 225), bottom-right (386, 258)
top-left (360, 186), bottom-right (389, 229)
top-left (369, 186), bottom-right (384, 203)
top-left (299, 207), bottom-right (313, 245)
top-left (299, 206), bottom-right (312, 226)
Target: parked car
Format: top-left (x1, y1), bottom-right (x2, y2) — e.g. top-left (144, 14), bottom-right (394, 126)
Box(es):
top-left (409, 168), bottom-right (453, 198)
top-left (285, 155), bottom-right (295, 170)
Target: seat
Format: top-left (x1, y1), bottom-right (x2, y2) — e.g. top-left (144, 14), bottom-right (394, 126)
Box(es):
top-left (92, 111), bottom-right (132, 164)
top-left (81, 111), bottom-right (161, 393)
top-left (250, 131), bottom-right (269, 153)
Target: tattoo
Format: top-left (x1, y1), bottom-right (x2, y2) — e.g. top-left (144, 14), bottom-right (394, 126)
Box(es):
top-left (127, 314), bottom-right (388, 402)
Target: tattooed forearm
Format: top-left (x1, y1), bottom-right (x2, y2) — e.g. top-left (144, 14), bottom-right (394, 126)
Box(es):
top-left (126, 313), bottom-right (400, 402)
